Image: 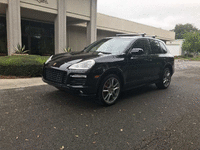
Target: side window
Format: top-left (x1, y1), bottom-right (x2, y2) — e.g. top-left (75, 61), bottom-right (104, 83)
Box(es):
top-left (131, 39), bottom-right (150, 54)
top-left (159, 42), bottom-right (168, 53)
top-left (149, 39), bottom-right (162, 54)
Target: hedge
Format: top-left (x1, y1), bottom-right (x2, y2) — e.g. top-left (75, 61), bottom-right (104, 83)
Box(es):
top-left (0, 55), bottom-right (49, 77)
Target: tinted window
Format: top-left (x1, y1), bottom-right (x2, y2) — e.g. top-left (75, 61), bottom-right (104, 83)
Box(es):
top-left (86, 38), bottom-right (133, 55)
top-left (131, 39), bottom-right (150, 54)
top-left (21, 19), bottom-right (54, 55)
top-left (159, 42), bottom-right (168, 53)
top-left (149, 39), bottom-right (163, 54)
top-left (149, 39), bottom-right (167, 54)
top-left (0, 16), bottom-right (7, 54)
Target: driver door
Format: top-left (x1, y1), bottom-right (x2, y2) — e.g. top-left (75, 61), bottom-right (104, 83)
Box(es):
top-left (126, 38), bottom-right (152, 88)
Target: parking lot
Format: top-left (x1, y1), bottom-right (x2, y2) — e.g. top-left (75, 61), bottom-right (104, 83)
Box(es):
top-left (1, 60), bottom-right (200, 150)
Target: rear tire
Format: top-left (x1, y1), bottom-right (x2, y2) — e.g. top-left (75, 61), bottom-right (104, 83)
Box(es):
top-left (97, 74), bottom-right (121, 106)
top-left (156, 68), bottom-right (171, 89)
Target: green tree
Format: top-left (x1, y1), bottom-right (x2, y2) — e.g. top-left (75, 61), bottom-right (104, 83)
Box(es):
top-left (182, 32), bottom-right (200, 57)
top-left (172, 23), bottom-right (199, 39)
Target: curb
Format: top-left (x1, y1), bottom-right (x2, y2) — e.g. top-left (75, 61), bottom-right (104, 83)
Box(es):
top-left (175, 59), bottom-right (190, 62)
top-left (0, 77), bottom-right (47, 90)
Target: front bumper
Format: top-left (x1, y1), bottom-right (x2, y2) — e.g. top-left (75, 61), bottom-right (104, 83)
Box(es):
top-left (42, 66), bottom-right (101, 96)
top-left (42, 77), bottom-right (96, 96)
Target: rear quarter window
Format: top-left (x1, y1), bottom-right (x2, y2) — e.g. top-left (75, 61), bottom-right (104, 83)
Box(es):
top-left (149, 39), bottom-right (167, 54)
top-left (159, 42), bottom-right (168, 53)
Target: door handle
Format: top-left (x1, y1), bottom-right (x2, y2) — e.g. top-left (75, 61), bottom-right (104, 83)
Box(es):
top-left (131, 56), bottom-right (136, 60)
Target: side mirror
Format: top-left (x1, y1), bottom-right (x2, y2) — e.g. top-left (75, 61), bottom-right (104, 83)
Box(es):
top-left (130, 48), bottom-right (144, 55)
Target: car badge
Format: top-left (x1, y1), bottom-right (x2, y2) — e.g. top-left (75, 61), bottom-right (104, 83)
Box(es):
top-left (53, 62), bottom-right (57, 66)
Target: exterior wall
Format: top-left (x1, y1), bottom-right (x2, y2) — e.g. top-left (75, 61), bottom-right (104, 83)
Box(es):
top-left (21, 8), bottom-right (56, 22)
top-left (166, 39), bottom-right (184, 56)
top-left (97, 30), bottom-right (119, 41)
top-left (0, 0), bottom-right (7, 4)
top-left (20, 0), bottom-right (91, 21)
top-left (166, 39), bottom-right (184, 45)
top-left (20, 0), bottom-right (57, 14)
top-left (97, 13), bottom-right (175, 41)
top-left (66, 0), bottom-right (90, 20)
top-left (68, 25), bottom-right (87, 52)
top-left (166, 45), bottom-right (182, 56)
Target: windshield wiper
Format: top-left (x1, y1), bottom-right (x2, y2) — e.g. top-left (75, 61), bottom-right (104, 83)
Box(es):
top-left (96, 51), bottom-right (111, 54)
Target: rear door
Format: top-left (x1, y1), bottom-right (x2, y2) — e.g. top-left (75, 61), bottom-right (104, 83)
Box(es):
top-left (148, 39), bottom-right (167, 80)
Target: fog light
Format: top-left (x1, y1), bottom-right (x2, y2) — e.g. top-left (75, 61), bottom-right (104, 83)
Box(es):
top-left (80, 90), bottom-right (83, 94)
top-left (70, 75), bottom-right (87, 78)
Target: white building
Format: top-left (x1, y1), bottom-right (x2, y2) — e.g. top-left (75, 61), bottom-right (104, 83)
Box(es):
top-left (166, 39), bottom-right (184, 56)
top-left (0, 0), bottom-right (175, 56)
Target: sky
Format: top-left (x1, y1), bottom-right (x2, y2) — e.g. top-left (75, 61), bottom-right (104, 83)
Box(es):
top-left (97, 0), bottom-right (200, 31)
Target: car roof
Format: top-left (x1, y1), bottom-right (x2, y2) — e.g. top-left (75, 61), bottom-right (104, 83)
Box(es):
top-left (105, 35), bottom-right (165, 43)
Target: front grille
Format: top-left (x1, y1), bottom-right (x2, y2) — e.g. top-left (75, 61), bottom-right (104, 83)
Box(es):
top-left (63, 73), bottom-right (68, 84)
top-left (45, 68), bottom-right (65, 84)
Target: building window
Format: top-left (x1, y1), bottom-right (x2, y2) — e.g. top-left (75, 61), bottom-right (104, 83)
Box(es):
top-left (21, 19), bottom-right (54, 55)
top-left (0, 16), bottom-right (7, 55)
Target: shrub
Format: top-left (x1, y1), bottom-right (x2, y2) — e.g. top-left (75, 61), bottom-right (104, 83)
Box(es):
top-left (0, 55), bottom-right (49, 77)
top-left (15, 44), bottom-right (29, 54)
top-left (63, 47), bottom-right (72, 53)
top-left (182, 32), bottom-right (200, 57)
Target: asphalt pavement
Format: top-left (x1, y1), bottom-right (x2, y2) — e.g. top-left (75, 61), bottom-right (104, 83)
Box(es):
top-left (1, 60), bottom-right (200, 150)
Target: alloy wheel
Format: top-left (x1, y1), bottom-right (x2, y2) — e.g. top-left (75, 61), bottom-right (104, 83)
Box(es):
top-left (163, 69), bottom-right (171, 87)
top-left (102, 77), bottom-right (120, 104)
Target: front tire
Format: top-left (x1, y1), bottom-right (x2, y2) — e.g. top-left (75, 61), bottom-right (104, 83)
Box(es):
top-left (97, 74), bottom-right (121, 106)
top-left (156, 68), bottom-right (171, 89)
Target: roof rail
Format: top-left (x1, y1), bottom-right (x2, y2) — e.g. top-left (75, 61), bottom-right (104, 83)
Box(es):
top-left (145, 35), bottom-right (157, 38)
top-left (116, 33), bottom-right (146, 37)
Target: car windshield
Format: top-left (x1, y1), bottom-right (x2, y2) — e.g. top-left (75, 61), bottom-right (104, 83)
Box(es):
top-left (85, 38), bottom-right (133, 55)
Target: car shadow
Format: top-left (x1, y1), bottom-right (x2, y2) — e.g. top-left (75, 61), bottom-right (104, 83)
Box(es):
top-left (120, 84), bottom-right (157, 99)
top-left (116, 84), bottom-right (160, 105)
top-left (43, 84), bottom-right (159, 110)
top-left (43, 87), bottom-right (102, 110)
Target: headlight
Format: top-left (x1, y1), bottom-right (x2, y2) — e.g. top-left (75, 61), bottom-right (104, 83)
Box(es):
top-left (45, 55), bottom-right (53, 64)
top-left (69, 59), bottom-right (95, 70)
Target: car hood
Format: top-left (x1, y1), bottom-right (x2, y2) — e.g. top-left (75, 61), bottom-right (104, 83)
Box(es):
top-left (47, 51), bottom-right (111, 69)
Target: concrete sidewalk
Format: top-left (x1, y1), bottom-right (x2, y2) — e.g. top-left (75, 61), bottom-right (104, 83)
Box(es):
top-left (0, 77), bottom-right (46, 90)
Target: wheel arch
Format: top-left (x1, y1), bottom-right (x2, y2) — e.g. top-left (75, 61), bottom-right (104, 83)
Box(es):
top-left (164, 63), bottom-right (173, 75)
top-left (97, 68), bottom-right (125, 92)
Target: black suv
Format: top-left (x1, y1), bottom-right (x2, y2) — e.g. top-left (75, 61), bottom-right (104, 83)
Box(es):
top-left (43, 34), bottom-right (174, 105)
